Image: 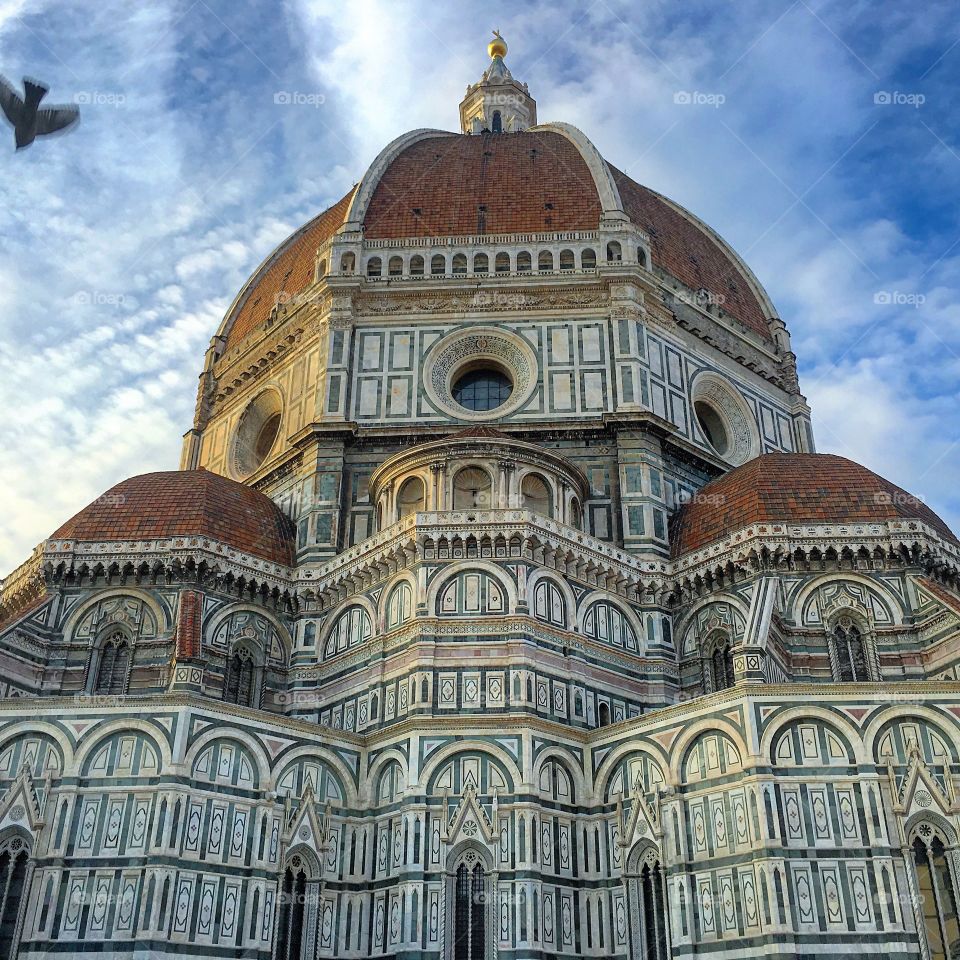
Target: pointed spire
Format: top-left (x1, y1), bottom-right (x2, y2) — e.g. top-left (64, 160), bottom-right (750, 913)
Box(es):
top-left (459, 32), bottom-right (537, 134)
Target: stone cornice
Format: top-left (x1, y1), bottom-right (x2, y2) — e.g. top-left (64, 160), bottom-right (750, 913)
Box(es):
top-left (672, 519), bottom-right (960, 583)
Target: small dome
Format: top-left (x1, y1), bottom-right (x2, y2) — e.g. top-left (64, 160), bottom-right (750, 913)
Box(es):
top-left (670, 453), bottom-right (958, 558)
top-left (50, 470), bottom-right (296, 565)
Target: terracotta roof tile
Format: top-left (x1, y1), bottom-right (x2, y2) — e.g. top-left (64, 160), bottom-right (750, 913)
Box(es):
top-left (51, 471), bottom-right (295, 566)
top-left (364, 132), bottom-right (601, 238)
top-left (670, 453), bottom-right (958, 557)
top-left (225, 188), bottom-right (355, 350)
top-left (610, 168), bottom-right (770, 340)
top-left (220, 131), bottom-right (774, 351)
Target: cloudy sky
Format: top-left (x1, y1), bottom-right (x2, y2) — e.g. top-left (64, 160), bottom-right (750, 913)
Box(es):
top-left (0, 0), bottom-right (958, 573)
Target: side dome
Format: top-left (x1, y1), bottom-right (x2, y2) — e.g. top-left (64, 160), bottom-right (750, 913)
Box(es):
top-left (50, 470), bottom-right (296, 565)
top-left (670, 453), bottom-right (958, 558)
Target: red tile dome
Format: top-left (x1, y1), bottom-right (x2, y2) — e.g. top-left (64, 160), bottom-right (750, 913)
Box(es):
top-left (50, 470), bottom-right (296, 566)
top-left (218, 130), bottom-right (773, 352)
top-left (670, 453), bottom-right (958, 558)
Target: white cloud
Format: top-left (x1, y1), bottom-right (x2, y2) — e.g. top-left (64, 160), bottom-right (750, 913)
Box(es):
top-left (1, 0), bottom-right (959, 574)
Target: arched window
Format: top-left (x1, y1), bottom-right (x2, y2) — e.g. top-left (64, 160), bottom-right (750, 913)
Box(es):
top-left (491, 110), bottom-right (502, 133)
top-left (0, 836), bottom-right (29, 957)
top-left (570, 498), bottom-right (582, 529)
top-left (638, 859), bottom-right (668, 959)
top-left (366, 256), bottom-right (382, 278)
top-left (638, 247), bottom-right (647, 267)
top-left (533, 578), bottom-right (566, 627)
top-left (410, 254), bottom-right (425, 276)
top-left (431, 254), bottom-right (446, 276)
top-left (275, 859), bottom-right (308, 960)
top-left (495, 252), bottom-right (510, 274)
top-left (473, 252), bottom-right (489, 274)
top-left (387, 581), bottom-right (414, 628)
top-left (559, 249), bottom-right (575, 270)
top-left (453, 856), bottom-right (486, 959)
top-left (340, 252), bottom-right (355, 273)
top-left (581, 248), bottom-right (597, 269)
top-left (606, 240), bottom-right (622, 262)
top-left (94, 632), bottom-right (130, 694)
top-left (538, 250), bottom-right (554, 271)
top-left (453, 467), bottom-right (492, 510)
top-left (831, 620), bottom-right (869, 681)
top-left (517, 251), bottom-right (532, 272)
top-left (324, 606), bottom-right (372, 659)
top-left (452, 253), bottom-right (468, 275)
top-left (704, 635), bottom-right (735, 692)
top-left (583, 600), bottom-right (639, 651)
top-left (397, 476), bottom-right (425, 519)
top-left (223, 645), bottom-right (256, 706)
top-left (388, 255), bottom-right (403, 277)
top-left (598, 702), bottom-right (611, 727)
top-left (912, 827), bottom-right (960, 959)
top-left (521, 473), bottom-right (553, 517)
top-left (303, 622), bottom-right (316, 647)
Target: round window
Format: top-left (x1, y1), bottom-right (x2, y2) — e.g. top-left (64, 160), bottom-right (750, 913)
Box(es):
top-left (452, 367), bottom-right (513, 412)
top-left (694, 400), bottom-right (730, 457)
top-left (254, 413), bottom-right (281, 463)
top-left (233, 391), bottom-right (283, 477)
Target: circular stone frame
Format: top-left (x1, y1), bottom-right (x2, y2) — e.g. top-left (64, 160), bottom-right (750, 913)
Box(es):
top-left (690, 372), bottom-right (759, 466)
top-left (423, 326), bottom-right (539, 422)
top-left (231, 387), bottom-right (284, 479)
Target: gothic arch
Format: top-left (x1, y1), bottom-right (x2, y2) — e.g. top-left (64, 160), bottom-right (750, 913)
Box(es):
top-left (425, 561), bottom-right (519, 615)
top-left (526, 569), bottom-right (577, 629)
top-left (758, 707), bottom-right (865, 765)
top-left (669, 717), bottom-right (748, 784)
top-left (675, 594), bottom-right (749, 657)
top-left (531, 747), bottom-right (586, 802)
top-left (864, 704), bottom-right (960, 763)
top-left (794, 573), bottom-right (905, 627)
top-left (378, 572), bottom-right (419, 632)
top-left (317, 596), bottom-right (378, 660)
top-left (577, 591), bottom-right (645, 653)
top-left (418, 740), bottom-right (522, 794)
top-left (204, 602), bottom-right (293, 664)
top-left (363, 748), bottom-right (411, 804)
top-left (184, 728), bottom-right (271, 788)
top-left (592, 740), bottom-right (671, 804)
top-left (61, 588), bottom-right (169, 639)
top-left (74, 718), bottom-right (172, 774)
top-left (270, 743), bottom-right (359, 807)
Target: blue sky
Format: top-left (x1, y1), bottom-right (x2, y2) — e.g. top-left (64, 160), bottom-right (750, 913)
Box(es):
top-left (1, 0), bottom-right (958, 573)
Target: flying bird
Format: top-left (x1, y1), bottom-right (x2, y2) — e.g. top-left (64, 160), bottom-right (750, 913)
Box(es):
top-left (0, 76), bottom-right (79, 150)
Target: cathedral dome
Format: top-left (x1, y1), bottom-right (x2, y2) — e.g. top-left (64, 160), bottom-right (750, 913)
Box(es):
top-left (50, 470), bottom-right (296, 565)
top-left (217, 128), bottom-right (776, 354)
top-left (670, 452), bottom-right (959, 557)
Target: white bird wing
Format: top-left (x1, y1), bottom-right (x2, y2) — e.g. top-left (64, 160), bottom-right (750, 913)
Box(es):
top-left (0, 75), bottom-right (23, 126)
top-left (35, 103), bottom-right (80, 136)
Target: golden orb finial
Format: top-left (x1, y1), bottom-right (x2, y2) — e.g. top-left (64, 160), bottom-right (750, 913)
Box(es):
top-left (488, 29), bottom-right (507, 59)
